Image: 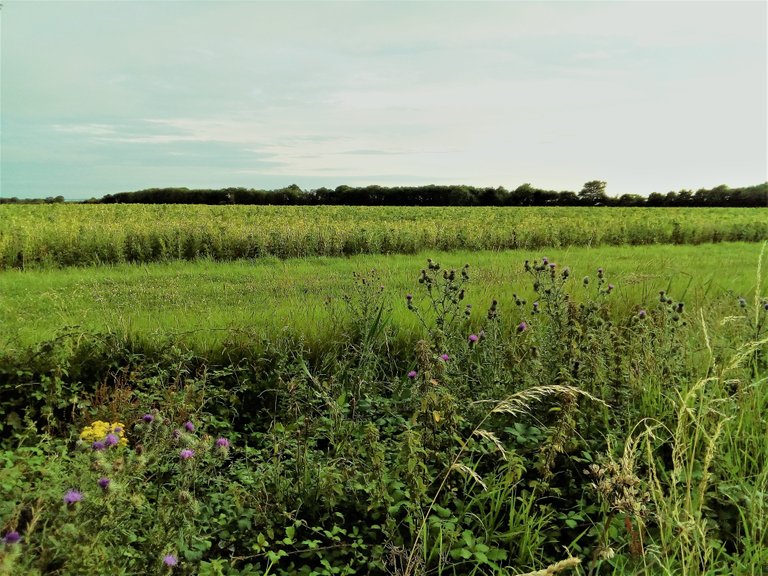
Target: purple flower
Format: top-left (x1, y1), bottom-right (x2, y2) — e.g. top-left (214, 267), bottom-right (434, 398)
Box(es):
top-left (184, 421), bottom-right (195, 433)
top-left (468, 334), bottom-right (479, 343)
top-left (113, 426), bottom-right (123, 434)
top-left (163, 554), bottom-right (178, 567)
top-left (180, 449), bottom-right (195, 460)
top-left (104, 433), bottom-right (119, 447)
top-left (440, 353), bottom-right (450, 362)
top-left (638, 309), bottom-right (647, 319)
top-left (215, 437), bottom-right (230, 449)
top-left (407, 370), bottom-right (417, 379)
top-left (97, 477), bottom-right (110, 490)
top-left (142, 413), bottom-right (154, 423)
top-left (517, 321), bottom-right (528, 333)
top-left (2, 531), bottom-right (20, 545)
top-left (541, 257), bottom-right (548, 265)
top-left (406, 294), bottom-right (413, 301)
top-left (91, 440), bottom-right (106, 451)
top-left (63, 489), bottom-right (83, 505)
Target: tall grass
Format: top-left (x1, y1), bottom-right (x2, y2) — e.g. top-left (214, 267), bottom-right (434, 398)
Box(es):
top-left (1, 205), bottom-right (766, 269)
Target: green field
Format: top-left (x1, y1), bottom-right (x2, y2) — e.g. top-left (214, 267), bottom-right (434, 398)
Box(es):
top-left (1, 207), bottom-right (766, 576)
top-left (0, 243), bottom-right (762, 350)
top-left (1, 205), bottom-right (766, 269)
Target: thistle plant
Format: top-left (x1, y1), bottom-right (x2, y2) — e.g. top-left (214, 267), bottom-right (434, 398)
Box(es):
top-left (407, 259), bottom-right (471, 345)
top-left (2, 402), bottom-right (236, 575)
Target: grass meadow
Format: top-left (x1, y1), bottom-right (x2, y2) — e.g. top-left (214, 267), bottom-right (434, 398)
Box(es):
top-left (0, 205), bottom-right (766, 576)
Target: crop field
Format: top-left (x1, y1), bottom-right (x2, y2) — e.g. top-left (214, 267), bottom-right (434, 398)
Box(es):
top-left (1, 206), bottom-right (767, 576)
top-left (1, 204), bottom-right (766, 269)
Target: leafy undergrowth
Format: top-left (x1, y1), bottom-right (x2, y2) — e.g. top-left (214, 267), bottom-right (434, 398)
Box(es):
top-left (1, 255), bottom-right (766, 575)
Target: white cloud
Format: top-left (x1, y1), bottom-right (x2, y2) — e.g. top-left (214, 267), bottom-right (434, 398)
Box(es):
top-left (3, 1), bottom-right (765, 197)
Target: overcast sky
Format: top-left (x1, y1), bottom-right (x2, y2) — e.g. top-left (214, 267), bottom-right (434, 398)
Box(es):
top-left (2, 1), bottom-right (766, 199)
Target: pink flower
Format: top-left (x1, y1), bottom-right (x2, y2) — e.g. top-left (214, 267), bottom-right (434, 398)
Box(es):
top-left (180, 449), bottom-right (195, 460)
top-left (215, 438), bottom-right (230, 449)
top-left (63, 490), bottom-right (83, 505)
top-left (163, 554), bottom-right (178, 567)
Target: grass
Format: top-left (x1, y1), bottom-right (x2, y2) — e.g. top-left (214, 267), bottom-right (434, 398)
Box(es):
top-left (1, 238), bottom-right (765, 575)
top-left (2, 204), bottom-right (766, 270)
top-left (0, 243), bottom-right (761, 350)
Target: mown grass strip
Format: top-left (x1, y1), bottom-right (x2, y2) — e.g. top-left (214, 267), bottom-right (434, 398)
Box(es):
top-left (1, 243), bottom-right (762, 350)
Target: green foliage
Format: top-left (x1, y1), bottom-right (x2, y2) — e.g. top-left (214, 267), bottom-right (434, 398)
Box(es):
top-left (1, 250), bottom-right (766, 574)
top-left (2, 205), bottom-right (767, 270)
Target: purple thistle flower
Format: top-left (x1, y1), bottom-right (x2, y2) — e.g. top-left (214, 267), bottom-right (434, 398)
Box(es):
top-left (407, 370), bottom-right (418, 379)
top-left (184, 421), bottom-right (195, 433)
top-left (142, 413), bottom-right (154, 423)
top-left (468, 334), bottom-right (479, 343)
top-left (638, 309), bottom-right (647, 319)
top-left (92, 440), bottom-right (106, 451)
top-left (517, 321), bottom-right (528, 333)
top-left (63, 489), bottom-right (83, 505)
top-left (541, 257), bottom-right (548, 265)
top-left (2, 531), bottom-right (20, 545)
top-left (180, 449), bottom-right (195, 460)
top-left (163, 554), bottom-right (178, 567)
top-left (215, 437), bottom-right (230, 449)
top-left (97, 477), bottom-right (110, 490)
top-left (406, 294), bottom-right (413, 301)
top-left (440, 353), bottom-right (450, 362)
top-left (104, 433), bottom-right (119, 447)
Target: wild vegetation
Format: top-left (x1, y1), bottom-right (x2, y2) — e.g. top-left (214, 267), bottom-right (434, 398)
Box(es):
top-left (0, 204), bottom-right (766, 575)
top-left (1, 204), bottom-right (766, 270)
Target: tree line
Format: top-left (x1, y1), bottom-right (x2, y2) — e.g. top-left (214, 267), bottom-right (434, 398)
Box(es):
top-left (3, 181), bottom-right (766, 207)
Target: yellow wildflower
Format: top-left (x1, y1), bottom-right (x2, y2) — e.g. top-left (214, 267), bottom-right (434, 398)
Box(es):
top-left (80, 420), bottom-right (128, 447)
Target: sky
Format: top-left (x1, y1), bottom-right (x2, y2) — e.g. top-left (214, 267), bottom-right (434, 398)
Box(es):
top-left (1, 1), bottom-right (766, 200)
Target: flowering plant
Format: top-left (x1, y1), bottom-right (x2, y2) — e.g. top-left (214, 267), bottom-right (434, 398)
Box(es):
top-left (79, 420), bottom-right (128, 447)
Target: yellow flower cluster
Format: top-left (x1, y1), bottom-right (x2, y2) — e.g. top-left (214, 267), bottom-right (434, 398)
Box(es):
top-left (80, 420), bottom-right (128, 447)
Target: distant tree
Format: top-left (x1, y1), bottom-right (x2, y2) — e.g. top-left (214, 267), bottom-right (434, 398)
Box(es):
top-left (478, 186), bottom-right (506, 206)
top-left (508, 183), bottom-right (534, 206)
top-left (578, 180), bottom-right (608, 205)
top-left (556, 191), bottom-right (580, 206)
top-left (616, 194), bottom-right (645, 207)
top-left (647, 192), bottom-right (665, 207)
